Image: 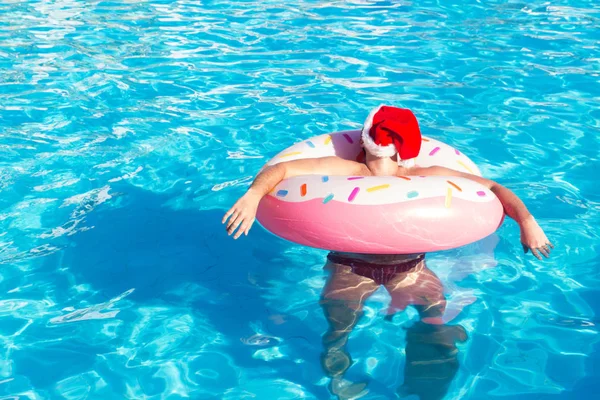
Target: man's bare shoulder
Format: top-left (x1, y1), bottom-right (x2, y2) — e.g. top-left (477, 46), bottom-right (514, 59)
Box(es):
top-left (282, 156), bottom-right (368, 177)
top-left (404, 165), bottom-right (448, 176)
top-left (406, 165), bottom-right (493, 187)
top-left (315, 156), bottom-right (370, 176)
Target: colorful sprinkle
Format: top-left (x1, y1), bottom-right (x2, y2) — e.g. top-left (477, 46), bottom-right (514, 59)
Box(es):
top-left (347, 176), bottom-right (364, 181)
top-left (306, 141), bottom-right (315, 148)
top-left (447, 180), bottom-right (463, 192)
top-left (429, 147), bottom-right (440, 156)
top-left (324, 136), bottom-right (332, 145)
top-left (323, 193), bottom-right (335, 204)
top-left (280, 151), bottom-right (302, 158)
top-left (348, 187), bottom-right (360, 202)
top-left (445, 187), bottom-right (453, 208)
top-left (422, 138), bottom-right (430, 142)
top-left (300, 184), bottom-right (307, 197)
top-left (343, 133), bottom-right (354, 144)
top-left (322, 176), bottom-right (329, 183)
top-left (407, 191), bottom-right (419, 199)
top-left (477, 191), bottom-right (486, 197)
top-left (366, 184), bottom-right (390, 192)
top-left (455, 149), bottom-right (461, 155)
top-left (397, 176), bottom-right (411, 181)
top-left (457, 160), bottom-right (474, 174)
top-left (276, 190), bottom-right (288, 197)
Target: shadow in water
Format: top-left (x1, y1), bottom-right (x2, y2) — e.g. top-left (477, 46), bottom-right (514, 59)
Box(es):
top-left (20, 183), bottom-right (329, 398)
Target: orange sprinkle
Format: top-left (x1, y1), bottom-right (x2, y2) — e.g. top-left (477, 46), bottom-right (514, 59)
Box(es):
top-left (457, 160), bottom-right (474, 174)
top-left (422, 138), bottom-right (430, 142)
top-left (398, 176), bottom-right (411, 181)
top-left (447, 180), bottom-right (463, 192)
top-left (324, 135), bottom-right (332, 145)
top-left (280, 151), bottom-right (302, 158)
top-left (366, 184), bottom-right (390, 192)
top-left (300, 183), bottom-right (307, 197)
top-left (445, 187), bottom-right (453, 208)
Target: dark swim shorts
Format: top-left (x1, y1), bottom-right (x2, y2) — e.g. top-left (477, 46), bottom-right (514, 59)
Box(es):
top-left (326, 253), bottom-right (425, 286)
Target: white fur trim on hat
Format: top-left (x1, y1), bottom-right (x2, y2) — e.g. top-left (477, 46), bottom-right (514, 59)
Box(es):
top-left (361, 104), bottom-right (397, 158)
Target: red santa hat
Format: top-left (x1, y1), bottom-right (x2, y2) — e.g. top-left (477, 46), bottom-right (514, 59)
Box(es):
top-left (361, 105), bottom-right (422, 166)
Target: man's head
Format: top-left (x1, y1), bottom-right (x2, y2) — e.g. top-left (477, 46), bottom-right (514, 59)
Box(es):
top-left (361, 105), bottom-right (422, 176)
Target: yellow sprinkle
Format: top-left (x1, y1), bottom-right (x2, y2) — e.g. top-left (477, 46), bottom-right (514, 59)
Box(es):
top-left (366, 184), bottom-right (390, 192)
top-left (445, 187), bottom-right (453, 208)
top-left (324, 135), bottom-right (332, 145)
top-left (280, 151), bottom-right (302, 158)
top-left (457, 160), bottom-right (474, 174)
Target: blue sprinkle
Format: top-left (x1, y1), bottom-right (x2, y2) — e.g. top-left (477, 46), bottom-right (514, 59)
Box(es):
top-left (323, 193), bottom-right (334, 204)
top-left (407, 191), bottom-right (419, 199)
top-left (276, 190), bottom-right (288, 197)
top-left (306, 141), bottom-right (315, 148)
top-left (322, 176), bottom-right (329, 182)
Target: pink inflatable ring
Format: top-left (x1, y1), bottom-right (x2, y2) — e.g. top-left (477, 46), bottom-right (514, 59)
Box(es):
top-left (256, 130), bottom-right (504, 254)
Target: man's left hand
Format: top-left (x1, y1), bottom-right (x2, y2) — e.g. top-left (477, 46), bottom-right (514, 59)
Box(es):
top-left (520, 216), bottom-right (554, 260)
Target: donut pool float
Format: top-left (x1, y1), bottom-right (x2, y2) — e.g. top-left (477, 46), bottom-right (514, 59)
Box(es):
top-left (256, 130), bottom-right (504, 254)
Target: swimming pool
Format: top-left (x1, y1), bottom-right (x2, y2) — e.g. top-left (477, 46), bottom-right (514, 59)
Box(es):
top-left (1, 0), bottom-right (599, 398)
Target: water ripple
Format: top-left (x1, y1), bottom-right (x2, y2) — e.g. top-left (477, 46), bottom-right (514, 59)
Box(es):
top-left (0, 0), bottom-right (599, 399)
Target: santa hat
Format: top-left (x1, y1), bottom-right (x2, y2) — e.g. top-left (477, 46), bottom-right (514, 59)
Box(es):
top-left (361, 105), bottom-right (422, 166)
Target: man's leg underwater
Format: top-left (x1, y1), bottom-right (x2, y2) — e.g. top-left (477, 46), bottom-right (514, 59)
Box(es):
top-left (320, 260), bottom-right (379, 398)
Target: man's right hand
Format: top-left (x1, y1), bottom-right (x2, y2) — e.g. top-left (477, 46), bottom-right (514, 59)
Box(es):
top-left (221, 156), bottom-right (365, 240)
top-left (222, 189), bottom-right (262, 239)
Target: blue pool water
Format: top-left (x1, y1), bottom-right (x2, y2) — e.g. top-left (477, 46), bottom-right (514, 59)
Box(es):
top-left (1, 0), bottom-right (600, 399)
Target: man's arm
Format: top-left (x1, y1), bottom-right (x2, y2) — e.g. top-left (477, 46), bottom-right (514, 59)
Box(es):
top-left (223, 157), bottom-right (365, 239)
top-left (412, 165), bottom-right (553, 260)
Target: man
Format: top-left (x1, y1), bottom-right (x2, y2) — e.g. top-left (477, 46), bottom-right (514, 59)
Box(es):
top-left (319, 251), bottom-right (467, 399)
top-left (223, 105), bottom-right (553, 260)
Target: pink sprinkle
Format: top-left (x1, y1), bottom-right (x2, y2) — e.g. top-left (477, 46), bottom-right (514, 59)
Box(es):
top-left (429, 147), bottom-right (440, 156)
top-left (477, 191), bottom-right (486, 197)
top-left (347, 176), bottom-right (364, 180)
top-left (455, 149), bottom-right (461, 155)
top-left (348, 187), bottom-right (360, 202)
top-left (343, 133), bottom-right (354, 144)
